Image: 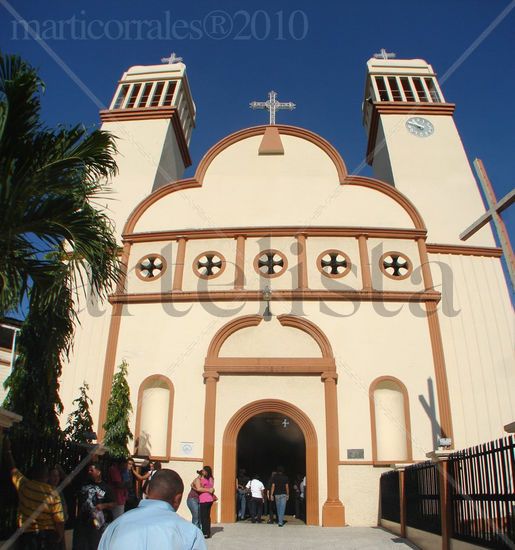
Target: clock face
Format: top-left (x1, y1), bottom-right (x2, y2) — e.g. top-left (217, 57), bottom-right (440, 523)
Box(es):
top-left (406, 117), bottom-right (434, 137)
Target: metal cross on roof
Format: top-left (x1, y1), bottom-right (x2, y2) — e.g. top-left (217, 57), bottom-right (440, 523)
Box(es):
top-left (373, 48), bottom-right (397, 60)
top-left (249, 90), bottom-right (296, 125)
top-left (460, 159), bottom-right (515, 290)
top-left (161, 52), bottom-right (183, 64)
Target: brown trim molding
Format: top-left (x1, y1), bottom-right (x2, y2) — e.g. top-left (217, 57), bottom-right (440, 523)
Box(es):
top-left (234, 236), bottom-right (246, 290)
top-left (277, 314), bottom-right (334, 358)
top-left (366, 102), bottom-right (456, 164)
top-left (134, 374), bottom-right (175, 459)
top-left (321, 372), bottom-right (346, 526)
top-left (221, 399), bottom-right (319, 525)
top-left (134, 254), bottom-right (167, 282)
top-left (195, 125), bottom-right (347, 184)
top-left (317, 249), bottom-right (352, 279)
top-left (253, 249), bottom-right (288, 279)
top-left (97, 303), bottom-right (123, 439)
top-left (369, 376), bottom-right (413, 464)
top-left (99, 106), bottom-right (191, 168)
top-left (192, 251), bottom-right (227, 280)
top-left (426, 244), bottom-right (502, 258)
top-left (297, 235), bottom-right (308, 289)
top-left (124, 226), bottom-right (427, 243)
top-left (206, 315), bottom-right (263, 359)
top-left (172, 237), bottom-right (187, 291)
top-left (417, 238), bottom-right (435, 291)
top-left (358, 235), bottom-right (373, 291)
top-left (122, 124), bottom-right (426, 235)
top-left (425, 301), bottom-right (454, 443)
top-left (169, 456), bottom-right (204, 462)
top-left (109, 289), bottom-right (442, 305)
top-left (379, 251), bottom-right (413, 281)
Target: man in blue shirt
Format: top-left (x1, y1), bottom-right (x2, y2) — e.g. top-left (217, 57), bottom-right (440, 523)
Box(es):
top-left (98, 468), bottom-right (206, 550)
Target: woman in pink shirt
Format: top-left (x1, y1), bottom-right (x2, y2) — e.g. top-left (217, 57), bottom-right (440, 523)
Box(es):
top-left (194, 466), bottom-right (215, 539)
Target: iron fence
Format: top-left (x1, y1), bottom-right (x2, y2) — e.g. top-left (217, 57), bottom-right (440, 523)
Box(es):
top-left (404, 460), bottom-right (441, 534)
top-left (380, 469), bottom-right (400, 523)
top-left (449, 436), bottom-right (515, 549)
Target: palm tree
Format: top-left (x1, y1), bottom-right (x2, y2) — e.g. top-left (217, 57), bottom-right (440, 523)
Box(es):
top-left (0, 52), bottom-right (119, 315)
top-left (0, 52), bottom-right (121, 433)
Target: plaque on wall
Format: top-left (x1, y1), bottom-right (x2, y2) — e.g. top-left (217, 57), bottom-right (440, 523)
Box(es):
top-left (180, 442), bottom-right (194, 456)
top-left (347, 448), bottom-right (364, 459)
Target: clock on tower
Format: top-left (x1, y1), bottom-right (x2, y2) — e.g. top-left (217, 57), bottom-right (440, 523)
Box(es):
top-left (362, 54), bottom-right (495, 247)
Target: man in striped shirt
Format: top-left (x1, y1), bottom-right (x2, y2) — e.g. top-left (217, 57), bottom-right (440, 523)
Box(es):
top-left (4, 437), bottom-right (65, 549)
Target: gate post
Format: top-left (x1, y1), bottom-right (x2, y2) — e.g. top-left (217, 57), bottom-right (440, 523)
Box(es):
top-left (427, 450), bottom-right (453, 550)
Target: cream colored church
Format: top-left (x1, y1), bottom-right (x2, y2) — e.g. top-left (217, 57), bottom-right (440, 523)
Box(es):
top-left (59, 54), bottom-right (514, 526)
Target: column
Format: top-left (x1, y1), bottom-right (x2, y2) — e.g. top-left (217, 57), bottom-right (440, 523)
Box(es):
top-left (203, 372), bottom-right (219, 521)
top-left (172, 237), bottom-right (187, 291)
top-left (234, 235), bottom-right (246, 290)
top-left (321, 372), bottom-right (346, 526)
top-left (296, 234), bottom-right (308, 289)
top-left (358, 235), bottom-right (372, 291)
top-left (202, 373), bottom-right (219, 469)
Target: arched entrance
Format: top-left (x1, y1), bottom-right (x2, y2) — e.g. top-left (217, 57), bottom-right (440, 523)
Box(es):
top-left (221, 399), bottom-right (319, 525)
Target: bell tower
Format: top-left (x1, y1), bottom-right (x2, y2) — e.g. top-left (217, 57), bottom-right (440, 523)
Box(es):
top-left (99, 58), bottom-right (196, 239)
top-left (362, 54), bottom-right (494, 246)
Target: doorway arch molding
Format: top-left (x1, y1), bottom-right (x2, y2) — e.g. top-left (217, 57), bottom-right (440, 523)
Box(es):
top-left (221, 399), bottom-right (319, 524)
top-left (203, 313), bottom-right (346, 526)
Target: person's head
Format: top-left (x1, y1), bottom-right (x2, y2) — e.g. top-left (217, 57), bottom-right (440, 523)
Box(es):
top-left (29, 464), bottom-right (49, 483)
top-left (147, 469), bottom-right (184, 511)
top-left (127, 458), bottom-right (135, 470)
top-left (117, 457), bottom-right (128, 471)
top-left (48, 467), bottom-right (60, 487)
top-left (150, 460), bottom-right (161, 471)
top-left (277, 465), bottom-right (284, 474)
top-left (88, 463), bottom-right (102, 483)
top-left (202, 466), bottom-right (213, 479)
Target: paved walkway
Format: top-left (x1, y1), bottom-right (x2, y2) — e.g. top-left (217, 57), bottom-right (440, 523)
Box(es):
top-left (206, 523), bottom-right (419, 549)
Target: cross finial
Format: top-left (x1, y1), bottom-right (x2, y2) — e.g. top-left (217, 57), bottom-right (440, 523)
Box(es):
top-left (373, 48), bottom-right (397, 60)
top-left (161, 52), bottom-right (183, 65)
top-left (250, 90), bottom-right (296, 125)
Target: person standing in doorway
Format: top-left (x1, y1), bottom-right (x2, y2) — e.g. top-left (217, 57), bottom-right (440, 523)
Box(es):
top-left (245, 474), bottom-right (265, 524)
top-left (195, 466), bottom-right (215, 539)
top-left (270, 466), bottom-right (289, 527)
top-left (236, 468), bottom-right (249, 521)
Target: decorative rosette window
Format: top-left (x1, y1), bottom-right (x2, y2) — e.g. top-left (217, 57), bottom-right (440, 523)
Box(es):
top-left (136, 254), bottom-right (166, 281)
top-left (254, 250), bottom-right (288, 278)
top-left (380, 252), bottom-right (412, 280)
top-left (193, 252), bottom-right (226, 279)
top-left (317, 250), bottom-right (351, 278)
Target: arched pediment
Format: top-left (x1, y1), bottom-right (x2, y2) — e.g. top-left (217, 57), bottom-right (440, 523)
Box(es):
top-left (204, 314), bottom-right (335, 375)
top-left (123, 125), bottom-right (425, 235)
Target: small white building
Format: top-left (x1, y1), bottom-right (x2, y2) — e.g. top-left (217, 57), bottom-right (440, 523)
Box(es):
top-left (59, 55), bottom-right (514, 526)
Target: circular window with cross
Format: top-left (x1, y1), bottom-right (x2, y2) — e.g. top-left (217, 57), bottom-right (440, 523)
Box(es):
top-left (380, 252), bottom-right (412, 280)
top-left (136, 254), bottom-right (167, 281)
top-left (317, 250), bottom-right (351, 279)
top-left (193, 251), bottom-right (226, 279)
top-left (254, 249), bottom-right (288, 278)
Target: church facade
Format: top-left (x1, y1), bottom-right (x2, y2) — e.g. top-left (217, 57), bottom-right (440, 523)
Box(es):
top-left (58, 56), bottom-right (514, 526)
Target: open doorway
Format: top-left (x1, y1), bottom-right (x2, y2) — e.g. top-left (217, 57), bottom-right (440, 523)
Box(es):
top-left (237, 412), bottom-right (306, 522)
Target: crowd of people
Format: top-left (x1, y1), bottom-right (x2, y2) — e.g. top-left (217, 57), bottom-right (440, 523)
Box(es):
top-left (235, 468), bottom-right (306, 526)
top-left (3, 437), bottom-right (306, 549)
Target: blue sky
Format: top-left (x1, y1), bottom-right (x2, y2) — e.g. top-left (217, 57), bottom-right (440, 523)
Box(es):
top-left (1, 0), bottom-right (514, 287)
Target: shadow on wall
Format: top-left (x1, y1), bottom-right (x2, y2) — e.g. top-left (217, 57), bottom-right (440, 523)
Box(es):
top-left (135, 431), bottom-right (151, 456)
top-left (419, 378), bottom-right (440, 450)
